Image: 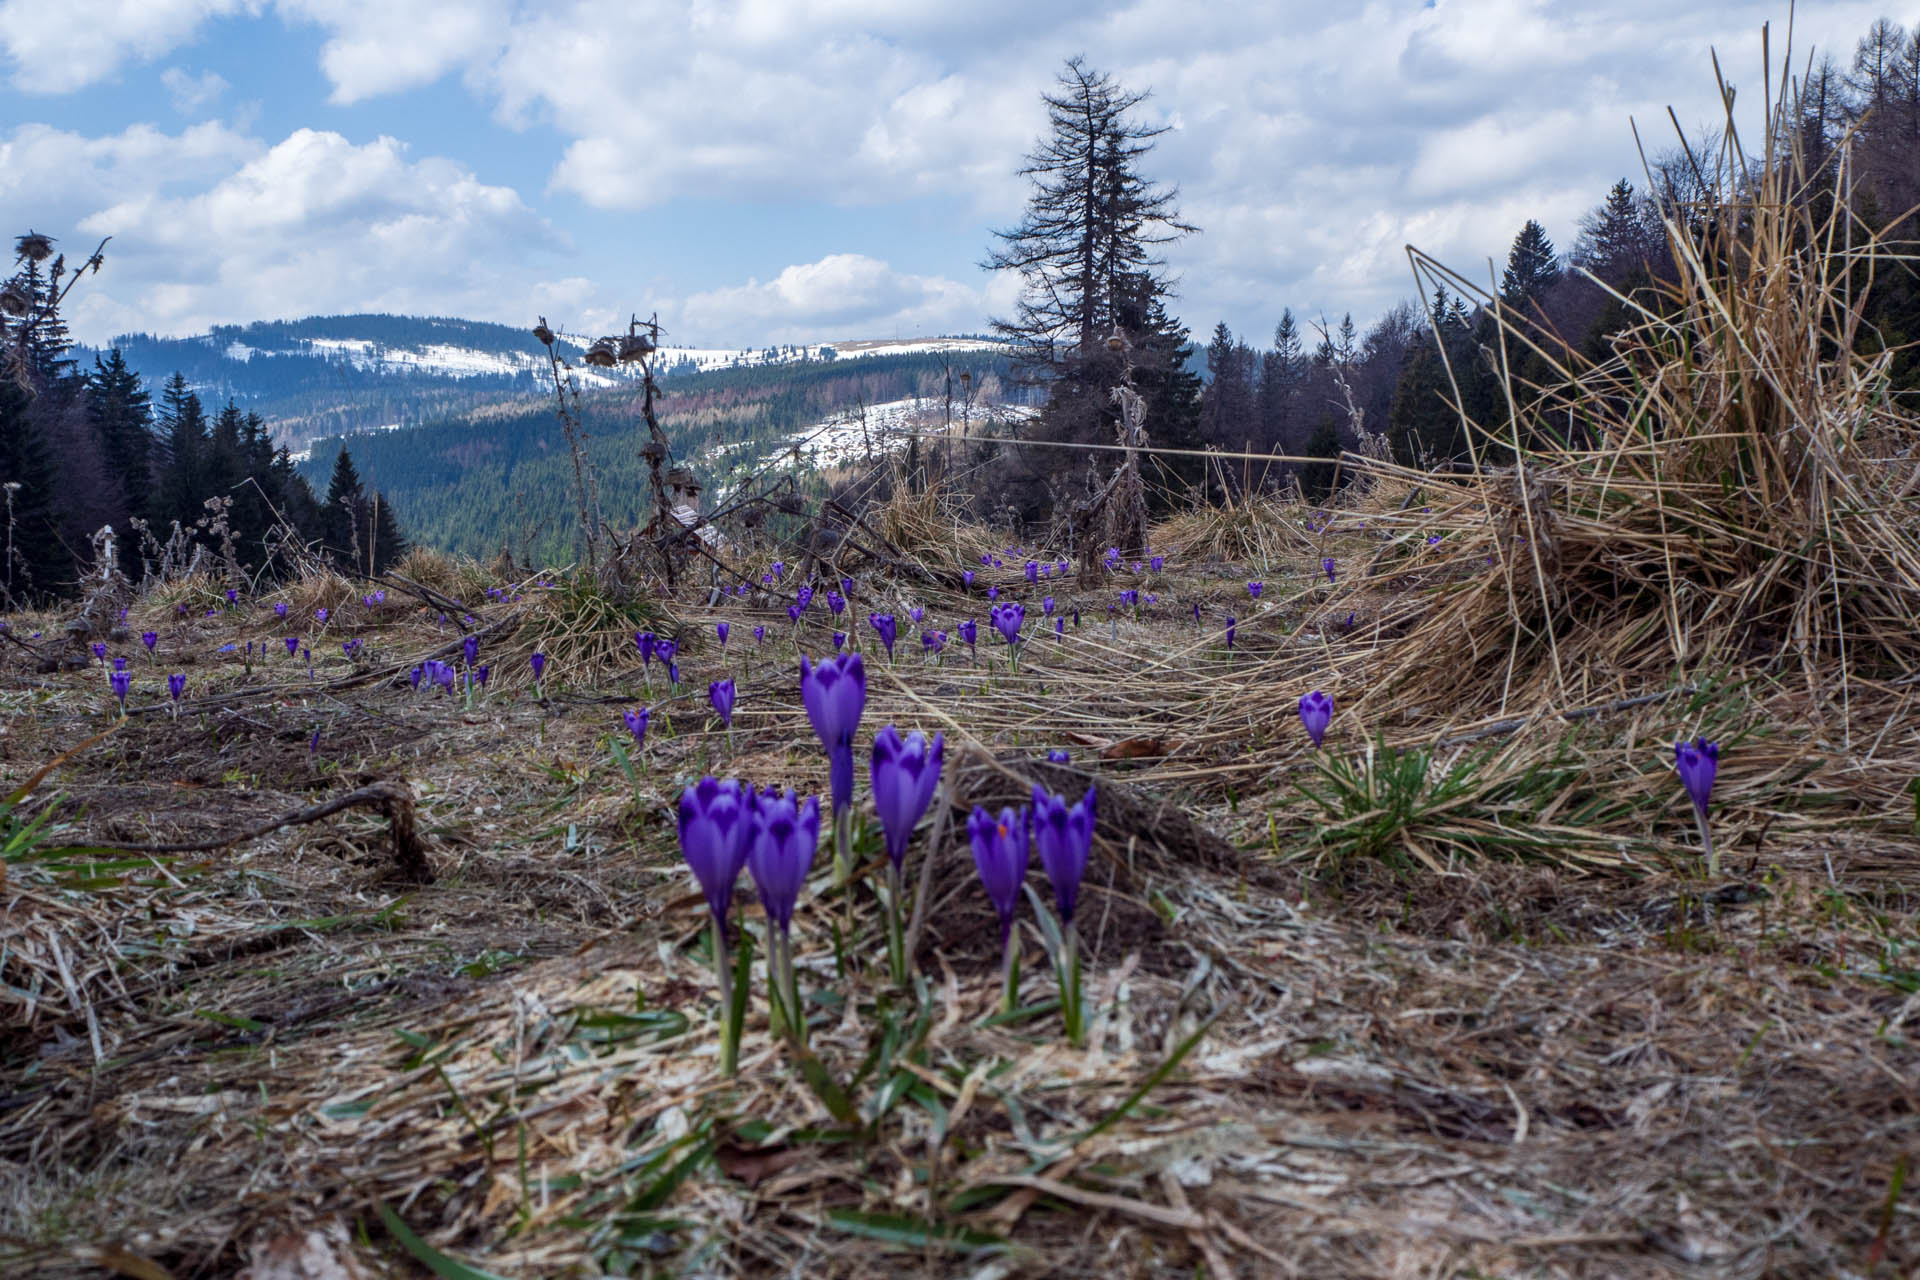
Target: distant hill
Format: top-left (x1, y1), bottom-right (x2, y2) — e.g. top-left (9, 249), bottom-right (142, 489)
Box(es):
top-left (273, 333), bottom-right (1021, 565)
top-left (83, 312), bottom-right (1002, 455)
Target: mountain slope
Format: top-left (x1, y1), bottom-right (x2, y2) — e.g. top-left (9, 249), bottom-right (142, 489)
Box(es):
top-left (87, 311), bottom-right (1003, 455)
top-left (294, 347), bottom-right (1023, 564)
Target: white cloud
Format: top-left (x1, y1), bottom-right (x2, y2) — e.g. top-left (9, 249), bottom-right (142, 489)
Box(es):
top-left (0, 122), bottom-right (576, 341)
top-left (276, 0), bottom-right (513, 102)
top-left (4, 0), bottom-right (1908, 350)
top-left (0, 0), bottom-right (262, 93)
top-left (672, 253), bottom-right (1013, 347)
top-left (160, 66), bottom-right (230, 115)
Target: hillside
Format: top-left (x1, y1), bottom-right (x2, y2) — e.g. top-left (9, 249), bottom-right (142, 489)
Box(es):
top-left (86, 313), bottom-right (1004, 456)
top-left (292, 344), bottom-right (1025, 563)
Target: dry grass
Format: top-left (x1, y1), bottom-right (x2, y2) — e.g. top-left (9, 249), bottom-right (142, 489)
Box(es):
top-left (3, 46), bottom-right (1918, 1280)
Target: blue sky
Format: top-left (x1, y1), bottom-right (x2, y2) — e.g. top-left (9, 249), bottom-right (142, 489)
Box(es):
top-left (0, 1), bottom-right (1893, 349)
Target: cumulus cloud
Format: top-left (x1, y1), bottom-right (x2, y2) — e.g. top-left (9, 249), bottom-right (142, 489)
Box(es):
top-left (671, 253), bottom-right (1014, 347)
top-left (0, 0), bottom-right (262, 94)
top-left (160, 66), bottom-right (230, 115)
top-left (0, 121), bottom-right (577, 341)
top-left (3, 0), bottom-right (1905, 345)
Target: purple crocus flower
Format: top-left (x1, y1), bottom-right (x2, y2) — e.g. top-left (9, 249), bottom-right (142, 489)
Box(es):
top-left (677, 776), bottom-right (754, 939)
top-left (309, 728), bottom-right (321, 754)
top-left (980, 552), bottom-right (993, 567)
top-left (141, 631), bottom-right (158, 654)
top-left (796, 585), bottom-right (815, 611)
top-left (1047, 748), bottom-right (1070, 763)
top-left (800, 652), bottom-right (866, 816)
top-left (771, 560), bottom-right (786, 580)
top-left (167, 673), bottom-right (186, 703)
top-left (1248, 581), bottom-right (1263, 599)
top-left (623, 706), bottom-right (649, 748)
top-left (922, 629), bottom-right (947, 654)
top-left (226, 588), bottom-right (238, 605)
top-left (1192, 603), bottom-right (1201, 624)
top-left (1426, 534), bottom-right (1442, 547)
top-left (910, 606), bottom-right (924, 624)
top-left (1299, 690), bottom-right (1334, 748)
top-left (1131, 561), bottom-right (1142, 574)
top-left (709, 677), bottom-right (736, 728)
top-left (987, 585), bottom-right (999, 601)
top-left (753, 624), bottom-right (766, 645)
top-left (870, 725), bottom-right (945, 870)
top-left (833, 630), bottom-right (847, 651)
top-left (1032, 783), bottom-right (1097, 927)
top-left (1225, 616), bottom-right (1236, 650)
top-left (746, 787), bottom-right (820, 935)
top-left (827, 590), bottom-right (846, 617)
top-left (1150, 555), bottom-right (1164, 572)
top-left (1344, 611), bottom-right (1355, 629)
top-left (1676, 739), bottom-right (1719, 817)
top-left (463, 635), bottom-right (479, 667)
top-left (342, 639), bottom-right (363, 659)
top-left (636, 632), bottom-right (657, 665)
top-left (1040, 563), bottom-right (1052, 579)
top-left (841, 576), bottom-right (853, 597)
top-left (667, 659), bottom-right (681, 685)
top-left (716, 621), bottom-right (729, 648)
top-left (968, 804), bottom-right (1030, 949)
top-left (1054, 616), bottom-right (1064, 637)
top-left (409, 665), bottom-right (424, 691)
top-left (530, 651), bottom-right (547, 682)
top-left (1118, 589), bottom-right (1139, 608)
top-left (1322, 558), bottom-right (1336, 583)
top-left (963, 570), bottom-right (975, 588)
top-left (1043, 596), bottom-right (1055, 616)
top-left (285, 636), bottom-right (300, 658)
top-left (316, 608), bottom-right (329, 624)
top-left (787, 604), bottom-right (803, 624)
top-left (992, 602), bottom-right (1024, 646)
top-left (1025, 560), bottom-right (1039, 583)
top-left (109, 669), bottom-right (130, 711)
top-left (472, 664), bottom-right (490, 688)
top-left (91, 642), bottom-right (107, 663)
top-left (869, 612), bottom-right (897, 659)
top-left (274, 602), bottom-right (289, 619)
top-left (958, 618), bottom-right (979, 654)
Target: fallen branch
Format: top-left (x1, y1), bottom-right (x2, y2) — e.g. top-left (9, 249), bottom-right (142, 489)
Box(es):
top-left (98, 780), bottom-right (434, 883)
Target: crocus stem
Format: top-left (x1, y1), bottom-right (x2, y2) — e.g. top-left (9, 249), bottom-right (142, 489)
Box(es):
top-left (885, 861), bottom-right (908, 985)
top-left (711, 918), bottom-right (736, 1075)
top-left (726, 726), bottom-right (736, 753)
top-left (999, 931), bottom-right (1019, 1014)
top-left (642, 669), bottom-right (653, 695)
top-left (1061, 927), bottom-right (1084, 1049)
top-left (767, 929), bottom-right (790, 1039)
top-left (1698, 808), bottom-right (1717, 877)
top-left (779, 931), bottom-right (806, 1048)
top-left (831, 806), bottom-right (851, 888)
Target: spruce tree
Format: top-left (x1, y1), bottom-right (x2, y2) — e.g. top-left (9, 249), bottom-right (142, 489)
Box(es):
top-left (985, 57), bottom-right (1199, 516)
top-left (1500, 220), bottom-right (1561, 307)
top-left (323, 445), bottom-right (369, 572)
top-left (152, 373), bottom-right (210, 530)
top-left (85, 349), bottom-right (152, 523)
